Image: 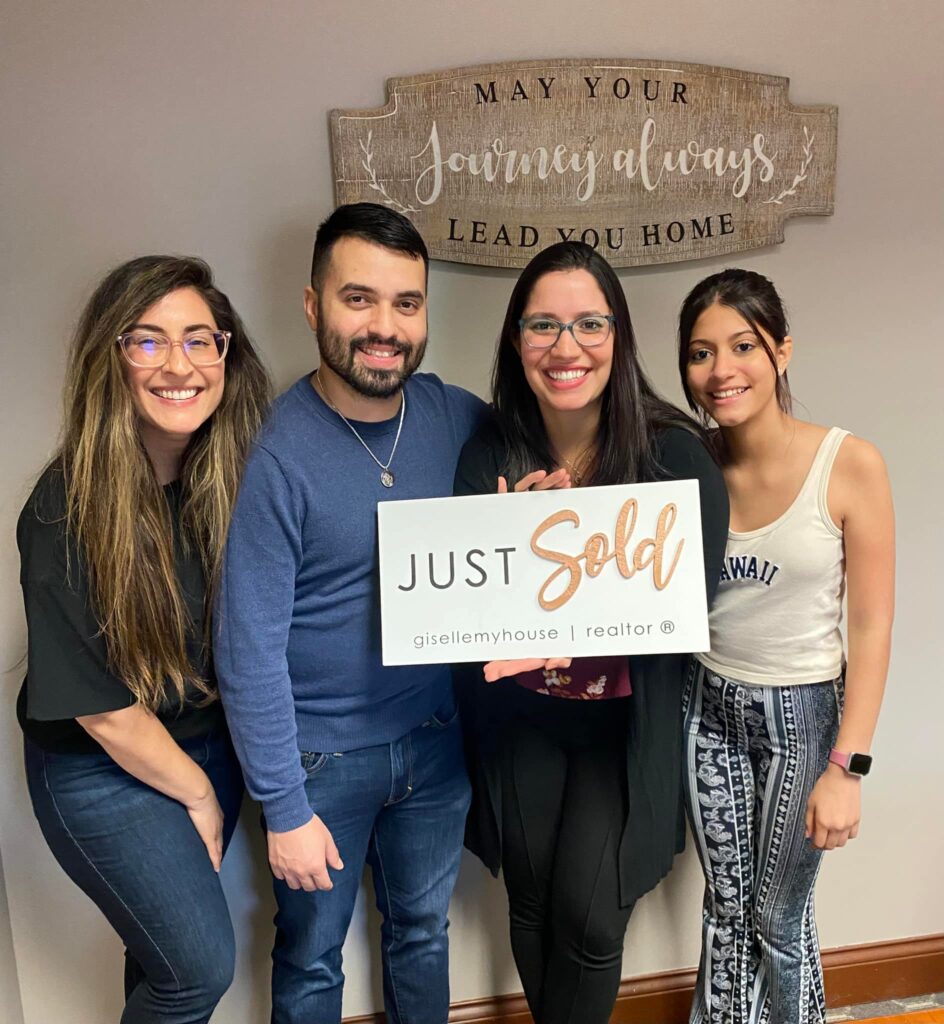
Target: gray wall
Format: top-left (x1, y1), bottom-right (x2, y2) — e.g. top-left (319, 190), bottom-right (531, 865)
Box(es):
top-left (2, 1), bottom-right (942, 1019)
top-left (0, 849), bottom-right (24, 1024)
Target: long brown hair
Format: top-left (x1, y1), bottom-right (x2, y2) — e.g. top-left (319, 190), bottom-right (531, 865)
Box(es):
top-left (55, 255), bottom-right (271, 711)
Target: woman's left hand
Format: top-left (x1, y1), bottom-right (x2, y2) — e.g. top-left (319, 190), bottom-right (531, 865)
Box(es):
top-left (805, 764), bottom-right (861, 850)
top-left (498, 468), bottom-right (571, 493)
top-left (186, 784), bottom-right (226, 872)
top-left (483, 656), bottom-right (572, 683)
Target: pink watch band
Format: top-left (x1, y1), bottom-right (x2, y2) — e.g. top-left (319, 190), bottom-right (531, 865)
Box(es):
top-left (828, 749), bottom-right (851, 771)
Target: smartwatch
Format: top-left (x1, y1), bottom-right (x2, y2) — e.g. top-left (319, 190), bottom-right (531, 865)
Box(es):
top-left (828, 749), bottom-right (872, 777)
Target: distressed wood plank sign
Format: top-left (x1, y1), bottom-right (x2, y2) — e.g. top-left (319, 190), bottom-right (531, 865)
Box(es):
top-left (377, 481), bottom-right (708, 666)
top-left (330, 58), bottom-right (837, 268)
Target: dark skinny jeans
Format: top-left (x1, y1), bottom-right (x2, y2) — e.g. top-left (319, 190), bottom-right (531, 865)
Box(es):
top-left (498, 685), bottom-right (634, 1024)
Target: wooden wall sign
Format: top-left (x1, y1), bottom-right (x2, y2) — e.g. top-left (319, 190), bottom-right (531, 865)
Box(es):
top-left (330, 58), bottom-right (837, 268)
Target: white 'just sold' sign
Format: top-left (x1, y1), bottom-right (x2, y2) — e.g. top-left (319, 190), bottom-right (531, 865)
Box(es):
top-left (378, 481), bottom-right (708, 666)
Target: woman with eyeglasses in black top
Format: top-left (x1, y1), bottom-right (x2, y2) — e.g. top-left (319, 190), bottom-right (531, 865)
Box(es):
top-left (454, 241), bottom-right (729, 1024)
top-left (18, 255), bottom-right (270, 1022)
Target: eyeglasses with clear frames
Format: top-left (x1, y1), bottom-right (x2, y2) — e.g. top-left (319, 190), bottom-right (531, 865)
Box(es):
top-left (518, 314), bottom-right (616, 350)
top-left (117, 330), bottom-right (231, 368)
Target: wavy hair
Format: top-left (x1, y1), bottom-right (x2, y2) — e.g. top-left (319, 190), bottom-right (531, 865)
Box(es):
top-left (492, 241), bottom-right (703, 487)
top-left (55, 255), bottom-right (271, 711)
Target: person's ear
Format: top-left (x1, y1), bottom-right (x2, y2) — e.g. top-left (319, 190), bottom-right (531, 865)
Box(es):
top-left (777, 335), bottom-right (793, 376)
top-left (303, 286), bottom-right (319, 333)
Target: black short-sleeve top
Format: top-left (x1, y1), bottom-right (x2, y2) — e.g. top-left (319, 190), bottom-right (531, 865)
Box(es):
top-left (16, 465), bottom-right (222, 753)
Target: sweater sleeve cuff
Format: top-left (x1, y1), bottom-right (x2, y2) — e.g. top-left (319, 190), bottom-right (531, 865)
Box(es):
top-left (263, 786), bottom-right (314, 834)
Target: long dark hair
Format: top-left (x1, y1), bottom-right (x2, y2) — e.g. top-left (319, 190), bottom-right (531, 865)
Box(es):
top-left (493, 241), bottom-right (701, 486)
top-left (677, 268), bottom-right (793, 424)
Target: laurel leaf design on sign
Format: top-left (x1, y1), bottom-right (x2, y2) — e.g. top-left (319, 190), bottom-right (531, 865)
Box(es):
top-left (358, 131), bottom-right (419, 215)
top-left (764, 127), bottom-right (816, 205)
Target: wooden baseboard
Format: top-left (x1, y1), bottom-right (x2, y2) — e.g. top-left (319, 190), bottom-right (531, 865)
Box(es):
top-left (343, 934), bottom-right (944, 1023)
top-left (822, 935), bottom-right (944, 1008)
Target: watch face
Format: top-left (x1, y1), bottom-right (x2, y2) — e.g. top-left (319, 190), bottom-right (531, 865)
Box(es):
top-left (848, 753), bottom-right (872, 776)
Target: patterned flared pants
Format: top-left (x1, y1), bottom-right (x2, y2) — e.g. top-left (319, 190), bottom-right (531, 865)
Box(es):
top-left (683, 663), bottom-right (841, 1024)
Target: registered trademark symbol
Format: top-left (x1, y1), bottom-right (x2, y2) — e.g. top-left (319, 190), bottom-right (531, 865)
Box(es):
top-left (660, 620), bottom-right (675, 634)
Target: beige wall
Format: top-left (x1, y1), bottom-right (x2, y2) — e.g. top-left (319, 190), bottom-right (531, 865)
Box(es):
top-left (2, 1), bottom-right (942, 1020)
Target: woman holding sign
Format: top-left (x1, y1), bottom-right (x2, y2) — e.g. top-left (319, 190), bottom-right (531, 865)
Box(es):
top-left (454, 241), bottom-right (728, 1024)
top-left (676, 269), bottom-right (894, 1024)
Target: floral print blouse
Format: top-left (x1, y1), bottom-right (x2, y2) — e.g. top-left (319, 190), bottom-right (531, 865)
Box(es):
top-left (516, 656), bottom-right (631, 700)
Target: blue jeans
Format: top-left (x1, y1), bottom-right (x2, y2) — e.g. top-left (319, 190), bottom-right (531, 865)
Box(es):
top-left (25, 726), bottom-right (244, 1024)
top-left (270, 693), bottom-right (470, 1024)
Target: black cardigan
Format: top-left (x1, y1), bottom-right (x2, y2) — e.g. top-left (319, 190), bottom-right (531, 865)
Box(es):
top-left (453, 421), bottom-right (729, 907)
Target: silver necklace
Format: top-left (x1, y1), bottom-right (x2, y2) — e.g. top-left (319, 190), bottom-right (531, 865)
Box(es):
top-left (314, 370), bottom-right (405, 488)
top-left (558, 445), bottom-right (595, 486)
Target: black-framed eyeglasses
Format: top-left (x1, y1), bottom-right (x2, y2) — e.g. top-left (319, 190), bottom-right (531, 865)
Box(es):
top-left (518, 314), bottom-right (616, 350)
top-left (117, 330), bottom-right (231, 368)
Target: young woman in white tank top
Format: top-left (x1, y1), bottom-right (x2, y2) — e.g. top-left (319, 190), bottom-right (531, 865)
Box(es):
top-left (675, 270), bottom-right (894, 1024)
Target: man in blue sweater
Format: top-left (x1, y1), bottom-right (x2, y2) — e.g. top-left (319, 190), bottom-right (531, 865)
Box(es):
top-left (216, 203), bottom-right (488, 1023)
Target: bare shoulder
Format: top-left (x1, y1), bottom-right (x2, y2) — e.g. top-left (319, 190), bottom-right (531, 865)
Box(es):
top-left (789, 420), bottom-right (831, 463)
top-left (834, 434), bottom-right (889, 485)
top-left (794, 420), bottom-right (831, 445)
top-left (829, 433), bottom-right (892, 526)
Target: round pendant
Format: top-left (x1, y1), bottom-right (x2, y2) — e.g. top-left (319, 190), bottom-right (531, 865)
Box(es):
top-left (380, 470), bottom-right (395, 488)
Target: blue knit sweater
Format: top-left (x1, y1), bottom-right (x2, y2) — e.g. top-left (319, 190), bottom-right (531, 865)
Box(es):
top-left (215, 372), bottom-right (488, 832)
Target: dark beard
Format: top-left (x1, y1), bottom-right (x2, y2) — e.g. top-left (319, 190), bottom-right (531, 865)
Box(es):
top-left (317, 325), bottom-right (427, 399)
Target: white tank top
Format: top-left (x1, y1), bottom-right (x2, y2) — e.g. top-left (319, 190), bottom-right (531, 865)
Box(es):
top-left (697, 427), bottom-right (849, 686)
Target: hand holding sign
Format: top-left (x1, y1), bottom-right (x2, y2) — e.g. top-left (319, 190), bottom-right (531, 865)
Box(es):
top-left (497, 468), bottom-right (571, 494)
top-left (483, 656), bottom-right (573, 683)
top-left (486, 468), bottom-right (573, 680)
